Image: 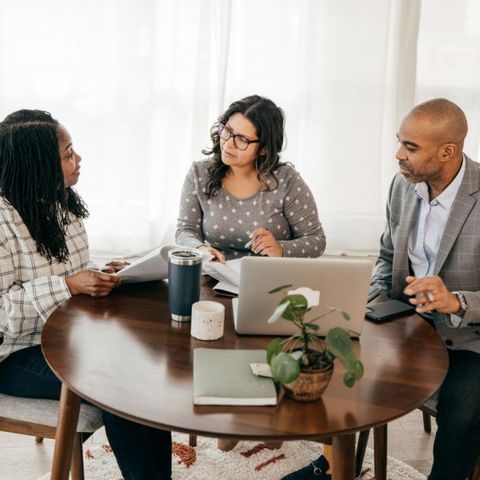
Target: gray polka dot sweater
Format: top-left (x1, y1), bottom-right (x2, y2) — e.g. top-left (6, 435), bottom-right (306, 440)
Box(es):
top-left (175, 160), bottom-right (326, 260)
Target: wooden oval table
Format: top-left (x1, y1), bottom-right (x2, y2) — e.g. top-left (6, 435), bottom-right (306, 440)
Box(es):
top-left (42, 278), bottom-right (448, 480)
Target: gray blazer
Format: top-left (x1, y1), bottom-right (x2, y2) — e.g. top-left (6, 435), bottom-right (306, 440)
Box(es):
top-left (369, 156), bottom-right (480, 354)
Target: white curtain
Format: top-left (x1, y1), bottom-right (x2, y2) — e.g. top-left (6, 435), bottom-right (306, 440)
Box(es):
top-left (417, 0), bottom-right (480, 161)
top-left (221, 0), bottom-right (421, 252)
top-left (0, 0), bottom-right (422, 256)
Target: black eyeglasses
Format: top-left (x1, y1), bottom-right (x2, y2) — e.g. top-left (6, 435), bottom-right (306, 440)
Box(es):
top-left (218, 123), bottom-right (260, 151)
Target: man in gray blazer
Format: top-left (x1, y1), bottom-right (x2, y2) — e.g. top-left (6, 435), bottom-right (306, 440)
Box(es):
top-left (370, 98), bottom-right (480, 480)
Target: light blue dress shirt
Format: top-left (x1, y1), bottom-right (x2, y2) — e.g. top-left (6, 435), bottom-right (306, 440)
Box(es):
top-left (409, 157), bottom-right (465, 277)
top-left (408, 157), bottom-right (466, 324)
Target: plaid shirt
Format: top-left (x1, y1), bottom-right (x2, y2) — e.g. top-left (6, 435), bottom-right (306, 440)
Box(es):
top-left (0, 197), bottom-right (90, 362)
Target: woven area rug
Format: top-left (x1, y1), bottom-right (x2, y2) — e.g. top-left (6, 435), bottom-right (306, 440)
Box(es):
top-left (39, 432), bottom-right (426, 480)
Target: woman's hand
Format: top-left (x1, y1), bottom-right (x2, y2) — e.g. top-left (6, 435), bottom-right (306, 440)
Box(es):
top-left (66, 270), bottom-right (122, 297)
top-left (102, 260), bottom-right (130, 273)
top-left (249, 228), bottom-right (283, 257)
top-left (197, 245), bottom-right (226, 264)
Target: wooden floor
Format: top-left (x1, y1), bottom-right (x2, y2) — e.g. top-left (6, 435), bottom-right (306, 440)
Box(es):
top-left (0, 409), bottom-right (436, 479)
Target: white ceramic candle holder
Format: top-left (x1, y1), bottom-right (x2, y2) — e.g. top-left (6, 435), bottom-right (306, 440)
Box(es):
top-left (190, 301), bottom-right (225, 341)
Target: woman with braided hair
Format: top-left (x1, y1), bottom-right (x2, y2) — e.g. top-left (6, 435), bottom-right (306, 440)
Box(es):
top-left (0, 110), bottom-right (172, 480)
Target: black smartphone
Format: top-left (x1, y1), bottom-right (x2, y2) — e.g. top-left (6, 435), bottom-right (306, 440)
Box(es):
top-left (365, 299), bottom-right (415, 323)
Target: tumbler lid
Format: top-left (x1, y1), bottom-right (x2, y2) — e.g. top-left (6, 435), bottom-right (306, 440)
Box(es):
top-left (168, 248), bottom-right (203, 266)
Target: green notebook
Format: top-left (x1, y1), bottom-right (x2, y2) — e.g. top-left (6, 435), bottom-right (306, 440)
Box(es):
top-left (193, 348), bottom-right (277, 406)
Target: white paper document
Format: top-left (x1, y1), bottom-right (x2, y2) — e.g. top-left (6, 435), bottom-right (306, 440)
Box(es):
top-left (117, 244), bottom-right (178, 283)
top-left (202, 258), bottom-right (242, 294)
top-left (212, 280), bottom-right (239, 296)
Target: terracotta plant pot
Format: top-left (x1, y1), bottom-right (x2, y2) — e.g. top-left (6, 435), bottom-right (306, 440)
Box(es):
top-left (283, 362), bottom-right (334, 402)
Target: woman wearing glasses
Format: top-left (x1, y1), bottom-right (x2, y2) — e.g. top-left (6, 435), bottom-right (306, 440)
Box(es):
top-left (175, 95), bottom-right (326, 261)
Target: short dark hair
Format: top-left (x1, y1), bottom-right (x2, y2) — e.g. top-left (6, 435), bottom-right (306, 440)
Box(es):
top-left (0, 109), bottom-right (88, 262)
top-left (410, 98), bottom-right (468, 147)
top-left (202, 95), bottom-right (285, 197)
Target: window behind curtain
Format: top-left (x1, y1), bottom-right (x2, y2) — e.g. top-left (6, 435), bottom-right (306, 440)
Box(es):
top-left (0, 0), bottom-right (425, 255)
top-left (417, 0), bottom-right (480, 160)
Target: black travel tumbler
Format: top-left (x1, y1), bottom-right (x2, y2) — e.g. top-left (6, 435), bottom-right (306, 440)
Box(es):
top-left (168, 248), bottom-right (203, 322)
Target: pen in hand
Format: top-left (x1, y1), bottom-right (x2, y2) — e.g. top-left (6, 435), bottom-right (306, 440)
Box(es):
top-left (244, 228), bottom-right (268, 250)
top-left (244, 237), bottom-right (255, 249)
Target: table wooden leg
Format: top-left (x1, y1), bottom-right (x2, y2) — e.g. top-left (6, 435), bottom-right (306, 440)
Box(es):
top-left (217, 438), bottom-right (239, 451)
top-left (51, 384), bottom-right (81, 480)
top-left (355, 430), bottom-right (370, 477)
top-left (264, 440), bottom-right (283, 449)
top-left (373, 424), bottom-right (388, 480)
top-left (71, 433), bottom-right (85, 480)
top-left (188, 434), bottom-right (197, 447)
top-left (332, 433), bottom-right (355, 480)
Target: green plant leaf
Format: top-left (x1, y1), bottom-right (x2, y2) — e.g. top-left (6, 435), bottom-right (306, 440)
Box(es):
top-left (271, 352), bottom-right (300, 384)
top-left (280, 294), bottom-right (308, 320)
top-left (267, 302), bottom-right (290, 324)
top-left (268, 284), bottom-right (292, 294)
top-left (290, 350), bottom-right (303, 360)
top-left (306, 333), bottom-right (320, 344)
top-left (343, 371), bottom-right (356, 387)
top-left (325, 327), bottom-right (353, 357)
top-left (326, 327), bottom-right (364, 386)
top-left (303, 322), bottom-right (320, 331)
top-left (353, 360), bottom-right (364, 379)
top-left (266, 338), bottom-right (283, 365)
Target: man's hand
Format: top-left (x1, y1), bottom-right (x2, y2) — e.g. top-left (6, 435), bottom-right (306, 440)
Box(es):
top-left (403, 275), bottom-right (461, 314)
top-left (249, 228), bottom-right (283, 257)
top-left (66, 270), bottom-right (122, 297)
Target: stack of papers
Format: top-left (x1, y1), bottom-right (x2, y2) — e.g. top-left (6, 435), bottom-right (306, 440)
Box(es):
top-left (117, 246), bottom-right (243, 291)
top-left (202, 258), bottom-right (242, 295)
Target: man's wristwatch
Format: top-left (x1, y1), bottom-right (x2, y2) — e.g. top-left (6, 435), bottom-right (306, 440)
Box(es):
top-left (452, 291), bottom-right (468, 316)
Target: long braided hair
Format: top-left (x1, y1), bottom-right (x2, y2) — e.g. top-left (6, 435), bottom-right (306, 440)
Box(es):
top-left (202, 95), bottom-right (285, 198)
top-left (0, 110), bottom-right (88, 262)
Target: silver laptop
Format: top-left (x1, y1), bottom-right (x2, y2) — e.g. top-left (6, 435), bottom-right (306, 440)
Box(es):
top-left (232, 257), bottom-right (373, 337)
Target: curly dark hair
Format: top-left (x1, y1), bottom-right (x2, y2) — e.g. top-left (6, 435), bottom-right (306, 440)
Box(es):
top-left (202, 95), bottom-right (285, 197)
top-left (0, 109), bottom-right (88, 262)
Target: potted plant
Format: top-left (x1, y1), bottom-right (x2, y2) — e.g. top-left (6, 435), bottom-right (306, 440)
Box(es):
top-left (266, 285), bottom-right (364, 401)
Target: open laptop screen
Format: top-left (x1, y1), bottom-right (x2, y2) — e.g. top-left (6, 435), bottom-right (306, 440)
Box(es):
top-left (233, 257), bottom-right (373, 337)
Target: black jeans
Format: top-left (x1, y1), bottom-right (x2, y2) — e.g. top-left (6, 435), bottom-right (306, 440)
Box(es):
top-left (0, 345), bottom-right (172, 480)
top-left (428, 349), bottom-right (480, 480)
